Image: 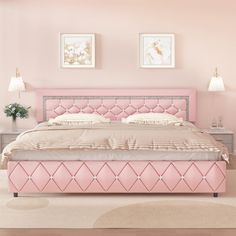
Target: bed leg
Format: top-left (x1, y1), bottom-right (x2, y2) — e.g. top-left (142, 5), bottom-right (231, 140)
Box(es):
top-left (213, 193), bottom-right (218, 198)
top-left (13, 193), bottom-right (18, 198)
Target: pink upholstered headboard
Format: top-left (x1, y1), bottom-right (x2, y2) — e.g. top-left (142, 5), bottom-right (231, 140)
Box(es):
top-left (35, 88), bottom-right (197, 122)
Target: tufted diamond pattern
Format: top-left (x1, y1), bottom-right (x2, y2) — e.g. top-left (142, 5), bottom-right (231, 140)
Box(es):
top-left (44, 97), bottom-right (188, 121)
top-left (8, 161), bottom-right (226, 194)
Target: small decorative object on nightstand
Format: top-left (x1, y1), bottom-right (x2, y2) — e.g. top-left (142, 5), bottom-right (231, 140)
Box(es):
top-left (4, 103), bottom-right (30, 132)
top-left (205, 129), bottom-right (234, 154)
top-left (0, 130), bottom-right (23, 153)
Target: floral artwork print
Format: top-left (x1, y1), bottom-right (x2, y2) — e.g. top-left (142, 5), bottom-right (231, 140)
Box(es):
top-left (140, 34), bottom-right (175, 68)
top-left (61, 34), bottom-right (95, 68)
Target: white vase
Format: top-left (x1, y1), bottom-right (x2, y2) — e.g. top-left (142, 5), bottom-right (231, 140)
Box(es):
top-left (12, 118), bottom-right (17, 132)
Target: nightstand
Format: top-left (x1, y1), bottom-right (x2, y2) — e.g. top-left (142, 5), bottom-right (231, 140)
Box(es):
top-left (0, 130), bottom-right (23, 153)
top-left (204, 129), bottom-right (234, 154)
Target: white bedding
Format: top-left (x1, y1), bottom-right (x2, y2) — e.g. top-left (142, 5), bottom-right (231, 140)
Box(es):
top-left (1, 121), bottom-right (228, 167)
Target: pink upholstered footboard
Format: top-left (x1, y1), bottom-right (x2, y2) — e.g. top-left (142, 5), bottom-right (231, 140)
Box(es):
top-left (8, 161), bottom-right (226, 195)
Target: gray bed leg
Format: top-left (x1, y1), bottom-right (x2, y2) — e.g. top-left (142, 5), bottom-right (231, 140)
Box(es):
top-left (13, 192), bottom-right (18, 198)
top-left (213, 193), bottom-right (218, 198)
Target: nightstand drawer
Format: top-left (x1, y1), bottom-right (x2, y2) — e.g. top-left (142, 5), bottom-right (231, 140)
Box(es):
top-left (0, 131), bottom-right (25, 153)
top-left (2, 143), bottom-right (9, 150)
top-left (211, 134), bottom-right (233, 143)
top-left (204, 129), bottom-right (234, 154)
top-left (224, 143), bottom-right (234, 153)
top-left (2, 134), bottom-right (18, 145)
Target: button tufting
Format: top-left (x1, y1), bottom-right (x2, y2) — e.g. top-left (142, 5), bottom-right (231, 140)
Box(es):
top-left (45, 97), bottom-right (189, 121)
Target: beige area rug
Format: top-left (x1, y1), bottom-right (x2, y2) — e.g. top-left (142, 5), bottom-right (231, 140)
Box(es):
top-left (94, 200), bottom-right (236, 228)
top-left (0, 170), bottom-right (236, 228)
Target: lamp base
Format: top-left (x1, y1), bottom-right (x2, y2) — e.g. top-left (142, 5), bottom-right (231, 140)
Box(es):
top-left (210, 116), bottom-right (224, 130)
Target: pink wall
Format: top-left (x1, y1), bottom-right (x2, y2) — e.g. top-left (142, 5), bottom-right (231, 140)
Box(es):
top-left (0, 0), bottom-right (236, 148)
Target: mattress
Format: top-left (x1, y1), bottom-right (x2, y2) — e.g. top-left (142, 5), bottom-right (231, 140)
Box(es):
top-left (11, 149), bottom-right (221, 161)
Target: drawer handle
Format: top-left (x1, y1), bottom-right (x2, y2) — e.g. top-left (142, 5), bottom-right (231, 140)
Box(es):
top-left (216, 139), bottom-right (223, 142)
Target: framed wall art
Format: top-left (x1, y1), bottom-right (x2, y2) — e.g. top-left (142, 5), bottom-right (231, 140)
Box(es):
top-left (60, 33), bottom-right (95, 68)
top-left (140, 33), bottom-right (175, 68)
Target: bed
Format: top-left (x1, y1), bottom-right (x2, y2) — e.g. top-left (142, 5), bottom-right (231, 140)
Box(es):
top-left (2, 88), bottom-right (227, 197)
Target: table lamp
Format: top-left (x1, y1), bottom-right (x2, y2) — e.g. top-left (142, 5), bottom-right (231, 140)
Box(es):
top-left (208, 68), bottom-right (225, 129)
top-left (8, 68), bottom-right (25, 98)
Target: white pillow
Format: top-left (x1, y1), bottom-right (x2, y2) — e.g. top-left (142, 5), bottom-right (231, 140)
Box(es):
top-left (122, 113), bottom-right (183, 125)
top-left (49, 113), bottom-right (110, 125)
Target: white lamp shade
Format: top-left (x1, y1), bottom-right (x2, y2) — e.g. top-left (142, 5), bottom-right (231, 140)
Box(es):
top-left (208, 76), bottom-right (225, 92)
top-left (8, 77), bottom-right (25, 92)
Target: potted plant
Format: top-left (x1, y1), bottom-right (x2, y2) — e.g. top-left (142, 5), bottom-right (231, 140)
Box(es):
top-left (4, 103), bottom-right (30, 131)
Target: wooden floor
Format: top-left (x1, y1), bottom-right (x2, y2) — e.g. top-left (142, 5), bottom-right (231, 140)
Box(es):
top-left (0, 229), bottom-right (236, 236)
